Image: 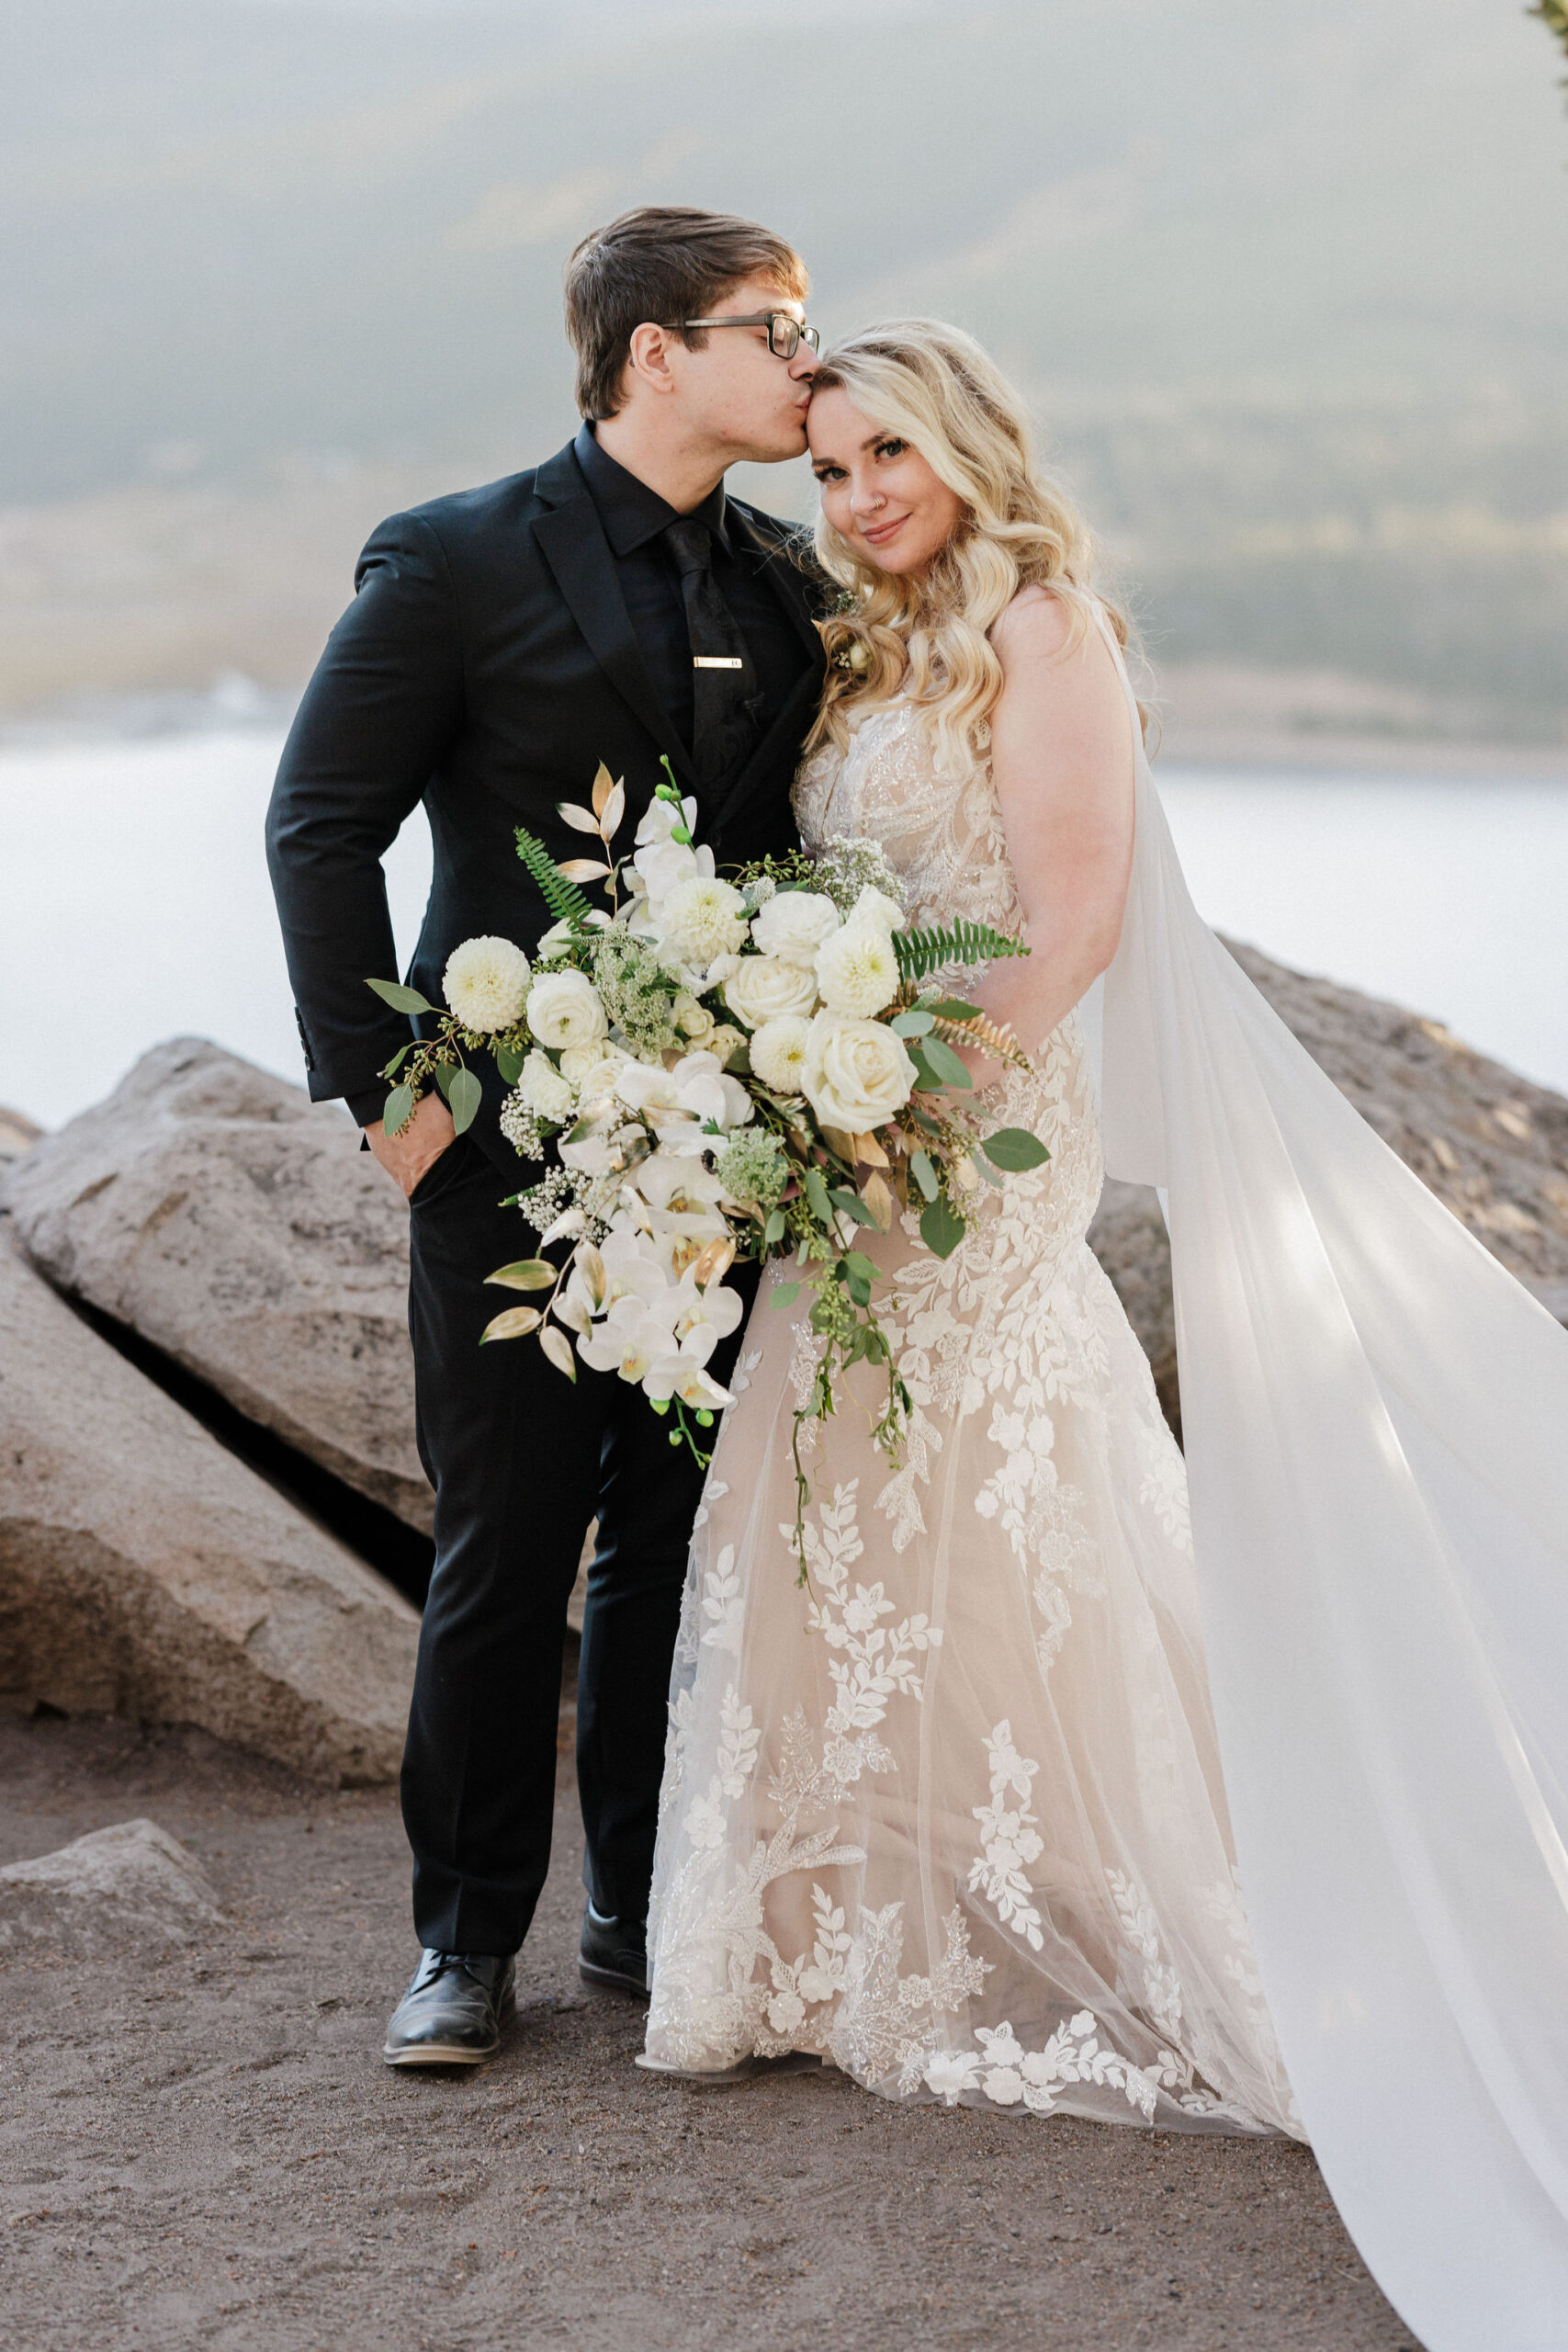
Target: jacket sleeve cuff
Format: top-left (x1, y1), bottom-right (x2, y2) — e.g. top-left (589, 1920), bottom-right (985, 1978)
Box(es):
top-left (344, 1085), bottom-right (389, 1128)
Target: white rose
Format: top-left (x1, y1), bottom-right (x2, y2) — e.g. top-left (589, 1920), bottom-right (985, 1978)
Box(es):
top-left (658, 876), bottom-right (748, 964)
top-left (750, 888), bottom-right (840, 967)
top-left (442, 935), bottom-right (531, 1033)
top-left (844, 883), bottom-right (905, 938)
top-left (722, 954), bottom-right (819, 1031)
top-left (516, 1048), bottom-right (576, 1120)
top-left (748, 1014), bottom-right (813, 1093)
top-left (814, 923), bottom-right (901, 1019)
top-left (801, 1013), bottom-right (917, 1133)
top-left (526, 968), bottom-right (608, 1050)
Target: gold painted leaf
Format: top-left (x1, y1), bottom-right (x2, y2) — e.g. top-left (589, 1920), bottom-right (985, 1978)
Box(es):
top-left (591, 761), bottom-right (615, 818)
top-left (556, 800), bottom-right (603, 836)
top-left (540, 1323), bottom-right (578, 1381)
top-left (861, 1172), bottom-right (895, 1231)
top-left (691, 1236), bottom-right (736, 1291)
top-left (485, 1260), bottom-right (556, 1291)
top-left (558, 858), bottom-right (612, 883)
top-left (576, 1239), bottom-right (607, 1308)
top-left (852, 1130), bottom-right (890, 1168)
top-left (479, 1305), bottom-right (542, 1342)
top-left (600, 779), bottom-right (626, 839)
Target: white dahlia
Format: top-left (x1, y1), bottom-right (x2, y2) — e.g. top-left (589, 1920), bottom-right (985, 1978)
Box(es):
top-left (748, 1014), bottom-right (813, 1093)
top-left (442, 935), bottom-right (531, 1033)
top-left (814, 922), bottom-right (901, 1018)
top-left (658, 876), bottom-right (748, 965)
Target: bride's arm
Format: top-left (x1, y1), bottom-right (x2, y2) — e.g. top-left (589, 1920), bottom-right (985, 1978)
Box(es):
top-left (958, 587), bottom-right (1136, 1083)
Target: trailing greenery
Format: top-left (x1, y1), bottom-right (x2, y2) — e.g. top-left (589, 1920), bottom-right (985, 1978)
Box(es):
top-left (892, 919), bottom-right (1031, 986)
top-left (514, 826), bottom-right (596, 929)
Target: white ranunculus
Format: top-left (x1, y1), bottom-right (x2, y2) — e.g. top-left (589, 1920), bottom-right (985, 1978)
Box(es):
top-left (750, 888), bottom-right (840, 967)
top-left (844, 883), bottom-right (905, 938)
top-left (559, 1040), bottom-right (626, 1086)
top-left (801, 1013), bottom-right (917, 1133)
top-left (722, 954), bottom-right (819, 1031)
top-left (672, 991), bottom-right (716, 1044)
top-left (526, 968), bottom-right (608, 1050)
top-left (442, 935), bottom-right (531, 1032)
top-left (706, 1023), bottom-right (748, 1069)
top-left (748, 1014), bottom-right (813, 1093)
top-left (658, 876), bottom-right (748, 965)
top-left (814, 923), bottom-right (901, 1019)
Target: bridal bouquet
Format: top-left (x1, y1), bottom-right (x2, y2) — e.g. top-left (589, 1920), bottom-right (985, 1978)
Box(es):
top-left (368, 762), bottom-right (1047, 1569)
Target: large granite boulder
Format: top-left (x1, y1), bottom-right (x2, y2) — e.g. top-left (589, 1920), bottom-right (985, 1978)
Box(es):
top-left (0, 1819), bottom-right (222, 1956)
top-left (0, 1236), bottom-right (418, 1781)
top-left (4, 1038), bottom-right (431, 1532)
top-left (1088, 939), bottom-right (1568, 1441)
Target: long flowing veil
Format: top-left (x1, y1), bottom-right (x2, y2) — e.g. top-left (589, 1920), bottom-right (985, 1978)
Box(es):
top-left (1094, 613), bottom-right (1568, 2349)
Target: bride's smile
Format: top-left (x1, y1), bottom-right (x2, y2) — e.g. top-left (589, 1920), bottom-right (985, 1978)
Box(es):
top-left (808, 385), bottom-right (964, 574)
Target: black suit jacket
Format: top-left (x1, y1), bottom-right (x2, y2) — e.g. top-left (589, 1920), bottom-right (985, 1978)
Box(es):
top-left (265, 436), bottom-right (825, 1159)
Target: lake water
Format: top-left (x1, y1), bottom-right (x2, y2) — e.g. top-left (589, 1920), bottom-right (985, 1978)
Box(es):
top-left (4, 726), bottom-right (1566, 1131)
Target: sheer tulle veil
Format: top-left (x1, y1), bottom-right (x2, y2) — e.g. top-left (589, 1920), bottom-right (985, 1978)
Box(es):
top-left (1091, 609), bottom-right (1568, 2349)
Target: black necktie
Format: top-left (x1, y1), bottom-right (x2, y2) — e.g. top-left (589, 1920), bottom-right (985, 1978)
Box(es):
top-left (661, 516), bottom-right (761, 794)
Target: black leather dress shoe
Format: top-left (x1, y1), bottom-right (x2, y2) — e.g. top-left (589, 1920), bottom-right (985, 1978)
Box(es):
top-left (579, 1902), bottom-right (649, 1996)
top-left (382, 1950), bottom-right (515, 2067)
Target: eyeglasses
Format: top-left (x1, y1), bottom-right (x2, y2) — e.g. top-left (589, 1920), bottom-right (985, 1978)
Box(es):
top-left (682, 310), bottom-right (822, 360)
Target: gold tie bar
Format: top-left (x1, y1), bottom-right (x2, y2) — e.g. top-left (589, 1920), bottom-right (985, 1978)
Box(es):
top-left (693, 656), bottom-right (744, 669)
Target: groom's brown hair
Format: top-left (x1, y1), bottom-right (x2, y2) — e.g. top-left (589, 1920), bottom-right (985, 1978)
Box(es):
top-left (564, 205), bottom-right (808, 422)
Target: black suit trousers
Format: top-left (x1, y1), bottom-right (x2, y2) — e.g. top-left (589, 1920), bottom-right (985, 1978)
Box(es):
top-left (400, 1133), bottom-right (756, 1954)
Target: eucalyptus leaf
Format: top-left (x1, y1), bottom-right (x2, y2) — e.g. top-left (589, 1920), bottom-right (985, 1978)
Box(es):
top-left (980, 1126), bottom-right (1052, 1171)
top-left (763, 1207), bottom-right (787, 1247)
top-left (840, 1251), bottom-right (881, 1284)
top-left (367, 978), bottom-right (434, 1015)
top-left (804, 1167), bottom-right (833, 1227)
top-left (432, 1061), bottom-right (456, 1101)
top-left (919, 1035), bottom-right (975, 1089)
top-left (770, 1281), bottom-right (801, 1309)
top-left (926, 997), bottom-right (982, 1020)
top-left (910, 1148), bottom-right (940, 1202)
top-left (494, 1041), bottom-right (525, 1085)
top-left (447, 1068), bottom-right (482, 1135)
top-left (378, 1045), bottom-right (411, 1079)
top-left (382, 1082), bottom-right (414, 1137)
top-left (969, 1149), bottom-right (1007, 1190)
top-left (829, 1187), bottom-right (878, 1229)
top-left (919, 1196), bottom-right (966, 1260)
top-left (889, 1009), bottom-right (935, 1037)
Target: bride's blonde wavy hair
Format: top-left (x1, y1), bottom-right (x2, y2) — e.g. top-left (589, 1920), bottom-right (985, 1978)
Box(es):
top-left (805, 319), bottom-right (1137, 773)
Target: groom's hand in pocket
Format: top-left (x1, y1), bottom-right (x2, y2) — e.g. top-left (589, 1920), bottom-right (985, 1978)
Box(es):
top-left (364, 1090), bottom-right (457, 1199)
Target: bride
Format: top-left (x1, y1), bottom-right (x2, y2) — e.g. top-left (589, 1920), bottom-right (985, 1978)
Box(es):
top-left (640, 322), bottom-right (1568, 2352)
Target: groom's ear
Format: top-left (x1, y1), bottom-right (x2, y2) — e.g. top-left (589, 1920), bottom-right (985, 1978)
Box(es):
top-left (622, 321), bottom-right (681, 402)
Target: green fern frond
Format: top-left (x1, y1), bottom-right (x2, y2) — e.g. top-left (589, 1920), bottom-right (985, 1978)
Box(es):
top-left (514, 827), bottom-right (595, 928)
top-left (893, 920), bottom-right (1030, 986)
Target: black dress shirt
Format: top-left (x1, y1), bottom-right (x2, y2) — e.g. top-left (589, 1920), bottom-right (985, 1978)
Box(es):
top-left (573, 423), bottom-right (804, 763)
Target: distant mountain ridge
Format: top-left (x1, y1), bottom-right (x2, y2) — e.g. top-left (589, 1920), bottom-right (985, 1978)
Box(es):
top-left (5, 0), bottom-right (1567, 723)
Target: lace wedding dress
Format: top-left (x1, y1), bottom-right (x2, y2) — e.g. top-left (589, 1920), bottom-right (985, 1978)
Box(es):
top-left (645, 608), bottom-right (1568, 2352)
top-left (643, 684), bottom-right (1301, 2138)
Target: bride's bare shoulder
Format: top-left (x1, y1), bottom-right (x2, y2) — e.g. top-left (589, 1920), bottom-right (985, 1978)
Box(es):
top-left (988, 582), bottom-right (1083, 664)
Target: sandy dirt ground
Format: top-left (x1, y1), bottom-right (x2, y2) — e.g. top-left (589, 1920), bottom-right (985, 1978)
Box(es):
top-left (1, 1708), bottom-right (1422, 2352)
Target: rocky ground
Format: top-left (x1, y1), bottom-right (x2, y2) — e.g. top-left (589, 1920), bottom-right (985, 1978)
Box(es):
top-left (1, 1706), bottom-right (1419, 2352)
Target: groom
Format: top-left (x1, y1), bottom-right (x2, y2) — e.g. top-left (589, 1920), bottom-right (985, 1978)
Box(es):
top-left (266, 207), bottom-right (824, 2064)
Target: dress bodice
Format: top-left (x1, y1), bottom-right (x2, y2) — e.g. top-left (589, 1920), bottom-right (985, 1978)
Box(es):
top-left (793, 704), bottom-right (1025, 941)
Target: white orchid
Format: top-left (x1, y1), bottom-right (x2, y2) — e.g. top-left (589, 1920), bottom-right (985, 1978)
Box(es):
top-left (576, 1295), bottom-right (682, 1384)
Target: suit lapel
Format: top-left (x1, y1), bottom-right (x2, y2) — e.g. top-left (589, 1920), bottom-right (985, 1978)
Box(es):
top-left (531, 449), bottom-right (694, 788)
